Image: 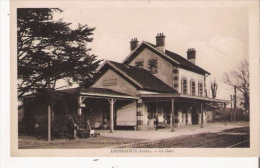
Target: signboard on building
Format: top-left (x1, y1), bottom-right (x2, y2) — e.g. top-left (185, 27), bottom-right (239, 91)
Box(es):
top-left (103, 79), bottom-right (117, 86)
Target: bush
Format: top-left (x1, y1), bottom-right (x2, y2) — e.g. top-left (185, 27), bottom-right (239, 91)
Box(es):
top-left (33, 114), bottom-right (74, 140)
top-left (33, 114), bottom-right (91, 140)
top-left (72, 114), bottom-right (88, 129)
top-left (52, 114), bottom-right (74, 139)
top-left (18, 114), bottom-right (36, 135)
top-left (71, 114), bottom-right (90, 139)
top-left (77, 129), bottom-right (90, 139)
top-left (35, 121), bottom-right (48, 139)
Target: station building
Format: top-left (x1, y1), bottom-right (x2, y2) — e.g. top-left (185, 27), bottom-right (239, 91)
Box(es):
top-left (22, 33), bottom-right (228, 132)
top-left (65, 33), bottom-right (228, 132)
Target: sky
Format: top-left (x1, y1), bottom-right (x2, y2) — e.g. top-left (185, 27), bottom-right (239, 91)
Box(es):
top-left (51, 1), bottom-right (249, 101)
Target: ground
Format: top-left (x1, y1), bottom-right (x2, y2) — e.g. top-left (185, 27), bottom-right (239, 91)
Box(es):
top-left (19, 136), bottom-right (144, 149)
top-left (121, 127), bottom-right (249, 148)
top-left (18, 122), bottom-right (249, 149)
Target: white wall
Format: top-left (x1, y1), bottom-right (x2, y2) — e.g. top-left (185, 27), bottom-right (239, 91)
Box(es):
top-left (128, 48), bottom-right (173, 87)
top-left (117, 102), bottom-right (136, 126)
top-left (178, 68), bottom-right (205, 96)
top-left (93, 69), bottom-right (137, 96)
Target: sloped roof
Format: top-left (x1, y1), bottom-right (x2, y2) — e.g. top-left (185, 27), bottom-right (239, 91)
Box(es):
top-left (81, 87), bottom-right (130, 95)
top-left (80, 87), bottom-right (138, 99)
top-left (58, 87), bottom-right (80, 94)
top-left (165, 49), bottom-right (210, 75)
top-left (59, 87), bottom-right (133, 97)
top-left (96, 60), bottom-right (177, 93)
top-left (23, 87), bottom-right (137, 100)
top-left (123, 41), bottom-right (210, 75)
top-left (22, 88), bottom-right (71, 101)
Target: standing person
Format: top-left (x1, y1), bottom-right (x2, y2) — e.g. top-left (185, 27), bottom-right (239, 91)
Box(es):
top-left (167, 115), bottom-right (170, 125)
top-left (155, 115), bottom-right (159, 130)
top-left (86, 118), bottom-right (91, 130)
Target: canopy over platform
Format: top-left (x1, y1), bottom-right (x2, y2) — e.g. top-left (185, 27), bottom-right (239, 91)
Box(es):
top-left (140, 93), bottom-right (229, 131)
top-left (140, 93), bottom-right (229, 104)
top-left (60, 87), bottom-right (138, 133)
top-left (59, 87), bottom-right (138, 100)
top-left (80, 87), bottom-right (138, 100)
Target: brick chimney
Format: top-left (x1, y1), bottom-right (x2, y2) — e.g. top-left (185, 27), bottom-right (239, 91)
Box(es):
top-left (156, 33), bottom-right (165, 52)
top-left (130, 38), bottom-right (139, 52)
top-left (187, 48), bottom-right (196, 64)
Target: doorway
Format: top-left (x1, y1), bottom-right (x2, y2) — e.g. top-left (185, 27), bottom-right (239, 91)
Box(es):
top-left (191, 106), bottom-right (198, 125)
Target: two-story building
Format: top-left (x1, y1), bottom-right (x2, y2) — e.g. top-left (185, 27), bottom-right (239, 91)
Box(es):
top-left (71, 33), bottom-right (228, 132)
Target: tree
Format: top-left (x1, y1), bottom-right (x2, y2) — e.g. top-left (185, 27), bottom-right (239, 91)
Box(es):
top-left (223, 59), bottom-right (249, 114)
top-left (17, 8), bottom-right (102, 99)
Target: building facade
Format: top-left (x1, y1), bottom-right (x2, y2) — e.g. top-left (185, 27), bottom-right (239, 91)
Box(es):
top-left (75, 33), bottom-right (228, 131)
top-left (22, 33), bottom-right (228, 133)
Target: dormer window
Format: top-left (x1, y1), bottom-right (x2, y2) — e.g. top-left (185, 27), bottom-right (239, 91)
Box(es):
top-left (182, 78), bottom-right (187, 94)
top-left (135, 60), bottom-right (144, 69)
top-left (190, 80), bottom-right (196, 95)
top-left (148, 58), bottom-right (158, 74)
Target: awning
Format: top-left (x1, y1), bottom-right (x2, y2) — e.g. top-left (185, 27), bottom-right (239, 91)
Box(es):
top-left (79, 87), bottom-right (138, 100)
top-left (77, 87), bottom-right (138, 133)
top-left (140, 93), bottom-right (229, 103)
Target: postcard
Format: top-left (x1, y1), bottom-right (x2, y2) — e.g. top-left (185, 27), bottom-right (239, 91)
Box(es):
top-left (10, 0), bottom-right (259, 157)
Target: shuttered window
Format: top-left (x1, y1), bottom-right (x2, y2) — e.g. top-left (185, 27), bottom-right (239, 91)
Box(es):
top-left (148, 58), bottom-right (158, 74)
top-left (182, 78), bottom-right (187, 94)
top-left (135, 60), bottom-right (144, 69)
top-left (191, 80), bottom-right (195, 95)
top-left (198, 82), bottom-right (203, 96)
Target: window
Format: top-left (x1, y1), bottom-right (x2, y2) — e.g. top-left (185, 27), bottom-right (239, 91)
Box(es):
top-left (190, 80), bottom-right (195, 95)
top-left (148, 58), bottom-right (158, 74)
top-left (173, 67), bottom-right (178, 73)
top-left (198, 82), bottom-right (203, 96)
top-left (137, 102), bottom-right (143, 108)
top-left (135, 60), bottom-right (144, 69)
top-left (173, 69), bottom-right (178, 73)
top-left (182, 78), bottom-right (187, 94)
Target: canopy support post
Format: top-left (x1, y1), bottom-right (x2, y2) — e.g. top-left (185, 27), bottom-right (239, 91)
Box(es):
top-left (224, 103), bottom-right (227, 125)
top-left (200, 103), bottom-right (203, 128)
top-left (108, 99), bottom-right (116, 133)
top-left (171, 98), bottom-right (175, 132)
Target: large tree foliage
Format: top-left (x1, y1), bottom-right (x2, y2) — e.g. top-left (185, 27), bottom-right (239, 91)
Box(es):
top-left (18, 8), bottom-right (102, 99)
top-left (223, 59), bottom-right (249, 113)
